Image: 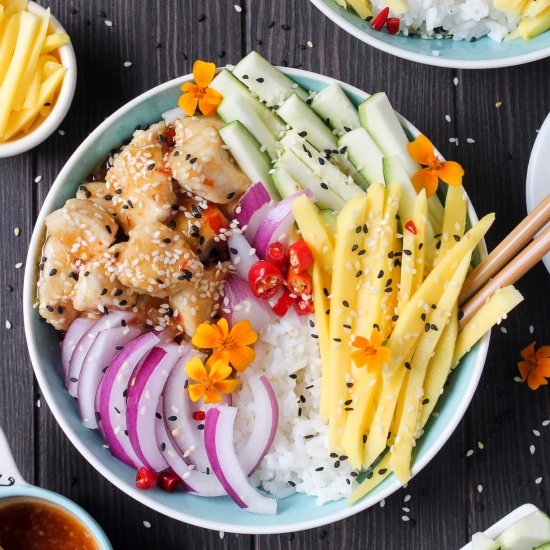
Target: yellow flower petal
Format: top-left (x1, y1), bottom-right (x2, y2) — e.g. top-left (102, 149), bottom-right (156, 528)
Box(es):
top-left (216, 317), bottom-right (230, 338)
top-left (192, 323), bottom-right (223, 349)
top-left (521, 342), bottom-right (536, 361)
top-left (216, 379), bottom-right (240, 395)
top-left (411, 168), bottom-right (439, 198)
top-left (351, 349), bottom-right (368, 368)
top-left (209, 349), bottom-right (231, 367)
top-left (188, 383), bottom-right (205, 402)
top-left (185, 356), bottom-right (208, 383)
top-left (227, 345), bottom-right (255, 372)
top-left (193, 60), bottom-right (216, 90)
top-left (204, 389), bottom-right (224, 404)
top-left (229, 319), bottom-right (258, 346)
top-left (181, 82), bottom-right (198, 94)
top-left (198, 97), bottom-right (218, 117)
top-left (352, 336), bottom-right (369, 349)
top-left (209, 359), bottom-right (233, 384)
top-left (408, 134), bottom-right (436, 166)
top-left (438, 161), bottom-right (464, 187)
top-left (178, 92), bottom-right (199, 116)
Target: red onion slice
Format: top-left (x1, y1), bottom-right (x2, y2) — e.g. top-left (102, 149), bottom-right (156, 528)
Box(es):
top-left (234, 182), bottom-right (272, 240)
top-left (228, 232), bottom-right (259, 280)
top-left (238, 375), bottom-right (279, 475)
top-left (97, 332), bottom-right (159, 469)
top-left (62, 317), bottom-right (95, 378)
top-left (205, 406), bottom-right (277, 515)
top-left (252, 190), bottom-right (311, 259)
top-left (67, 311), bottom-right (135, 396)
top-left (155, 397), bottom-right (226, 497)
top-left (77, 325), bottom-right (142, 429)
top-left (126, 344), bottom-right (181, 472)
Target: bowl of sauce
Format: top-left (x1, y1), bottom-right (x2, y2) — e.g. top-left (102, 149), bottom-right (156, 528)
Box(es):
top-left (0, 428), bottom-right (111, 550)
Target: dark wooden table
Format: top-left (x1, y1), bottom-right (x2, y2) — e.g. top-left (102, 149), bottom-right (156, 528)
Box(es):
top-left (1, 1), bottom-right (549, 548)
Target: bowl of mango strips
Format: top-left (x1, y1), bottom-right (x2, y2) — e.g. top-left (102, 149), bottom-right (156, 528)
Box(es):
top-left (0, 0), bottom-right (76, 158)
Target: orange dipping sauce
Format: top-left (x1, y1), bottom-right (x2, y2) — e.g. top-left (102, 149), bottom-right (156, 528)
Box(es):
top-left (0, 497), bottom-right (98, 550)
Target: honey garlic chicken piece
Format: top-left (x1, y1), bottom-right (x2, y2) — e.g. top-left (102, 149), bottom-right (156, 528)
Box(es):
top-left (133, 294), bottom-right (180, 335)
top-left (45, 199), bottom-right (118, 261)
top-left (72, 244), bottom-right (136, 313)
top-left (105, 142), bottom-right (177, 233)
top-left (131, 121), bottom-right (167, 148)
top-left (37, 237), bottom-right (79, 331)
top-left (75, 182), bottom-right (117, 217)
top-left (169, 262), bottom-right (229, 338)
top-left (116, 221), bottom-right (204, 298)
top-left (167, 117), bottom-right (250, 204)
top-left (172, 115), bottom-right (224, 147)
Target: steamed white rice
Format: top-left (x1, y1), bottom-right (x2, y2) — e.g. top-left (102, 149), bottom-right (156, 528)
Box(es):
top-left (370, 0), bottom-right (520, 42)
top-left (234, 313), bottom-right (358, 505)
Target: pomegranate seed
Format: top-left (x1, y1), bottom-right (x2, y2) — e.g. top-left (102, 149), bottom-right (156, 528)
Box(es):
top-left (158, 470), bottom-right (180, 493)
top-left (192, 410), bottom-right (206, 421)
top-left (404, 220), bottom-right (417, 235)
top-left (371, 7), bottom-right (389, 31)
top-left (135, 467), bottom-right (157, 490)
top-left (386, 17), bottom-right (400, 35)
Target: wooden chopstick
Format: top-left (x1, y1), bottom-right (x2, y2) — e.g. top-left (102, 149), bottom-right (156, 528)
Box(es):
top-left (459, 192), bottom-right (550, 305)
top-left (459, 225), bottom-right (550, 327)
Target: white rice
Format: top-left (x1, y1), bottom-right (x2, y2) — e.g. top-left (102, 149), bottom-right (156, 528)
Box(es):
top-left (370, 0), bottom-right (520, 42)
top-left (233, 313), bottom-right (358, 505)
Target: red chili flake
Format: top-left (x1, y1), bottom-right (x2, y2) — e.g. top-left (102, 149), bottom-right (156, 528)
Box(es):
top-left (158, 470), bottom-right (180, 493)
top-left (405, 220), bottom-right (417, 235)
top-left (371, 7), bottom-right (389, 31)
top-left (192, 410), bottom-right (206, 421)
top-left (386, 17), bottom-right (400, 34)
top-left (155, 167), bottom-right (173, 176)
top-left (164, 126), bottom-right (176, 148)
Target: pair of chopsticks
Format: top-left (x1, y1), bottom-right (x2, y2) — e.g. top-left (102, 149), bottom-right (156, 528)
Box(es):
top-left (458, 191), bottom-right (550, 327)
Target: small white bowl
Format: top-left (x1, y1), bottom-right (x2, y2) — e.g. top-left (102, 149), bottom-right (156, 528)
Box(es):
top-left (0, 1), bottom-right (77, 158)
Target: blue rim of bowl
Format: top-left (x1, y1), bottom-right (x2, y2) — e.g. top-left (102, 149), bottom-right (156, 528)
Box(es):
top-left (308, 0), bottom-right (550, 69)
top-left (23, 67), bottom-right (490, 534)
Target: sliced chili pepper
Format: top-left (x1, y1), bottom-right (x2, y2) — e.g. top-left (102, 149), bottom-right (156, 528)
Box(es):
top-left (288, 239), bottom-right (314, 273)
top-left (266, 241), bottom-right (288, 270)
top-left (404, 220), bottom-right (417, 235)
top-left (202, 203), bottom-right (229, 235)
top-left (272, 289), bottom-right (296, 317)
top-left (294, 297), bottom-right (314, 316)
top-left (158, 470), bottom-right (180, 493)
top-left (371, 7), bottom-right (389, 31)
top-left (136, 467), bottom-right (157, 490)
top-left (287, 269), bottom-right (312, 296)
top-left (192, 410), bottom-right (206, 421)
top-left (386, 17), bottom-right (400, 35)
top-left (248, 260), bottom-right (284, 300)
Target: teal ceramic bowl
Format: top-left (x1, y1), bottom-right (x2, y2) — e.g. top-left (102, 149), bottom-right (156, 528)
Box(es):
top-left (309, 0), bottom-right (550, 69)
top-left (23, 68), bottom-right (489, 534)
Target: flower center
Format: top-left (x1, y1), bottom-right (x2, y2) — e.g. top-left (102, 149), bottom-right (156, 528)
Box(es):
top-left (192, 85), bottom-right (206, 99)
top-left (364, 345), bottom-right (377, 357)
top-left (429, 156), bottom-right (442, 171)
top-left (221, 336), bottom-right (237, 351)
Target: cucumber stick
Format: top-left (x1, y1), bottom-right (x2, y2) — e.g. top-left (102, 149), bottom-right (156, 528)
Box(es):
top-left (275, 150), bottom-right (346, 210)
top-left (218, 95), bottom-right (280, 160)
top-left (232, 51), bottom-right (308, 107)
top-left (471, 533), bottom-right (501, 550)
top-left (210, 69), bottom-right (286, 138)
top-left (219, 121), bottom-right (278, 199)
top-left (310, 83), bottom-right (361, 134)
top-left (272, 167), bottom-right (302, 198)
top-left (281, 131), bottom-right (365, 202)
top-left (319, 208), bottom-right (337, 233)
top-left (277, 93), bottom-right (367, 189)
top-left (338, 127), bottom-right (384, 186)
top-left (496, 511), bottom-right (550, 550)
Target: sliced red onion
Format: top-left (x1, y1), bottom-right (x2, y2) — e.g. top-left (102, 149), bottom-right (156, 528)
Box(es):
top-left (67, 311), bottom-right (135, 397)
top-left (221, 275), bottom-right (274, 331)
top-left (205, 406), bottom-right (277, 515)
top-left (253, 190), bottom-right (312, 259)
top-left (62, 317), bottom-right (95, 378)
top-left (238, 375), bottom-right (279, 476)
top-left (77, 325), bottom-right (142, 429)
top-left (228, 232), bottom-right (259, 280)
top-left (97, 332), bottom-right (159, 469)
top-left (161, 107), bottom-right (185, 124)
top-left (234, 182), bottom-right (273, 241)
top-left (126, 343), bottom-right (183, 472)
top-left (155, 397), bottom-right (226, 497)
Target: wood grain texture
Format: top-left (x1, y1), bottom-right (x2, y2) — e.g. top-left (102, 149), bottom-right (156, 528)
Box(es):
top-left (0, 0), bottom-right (548, 548)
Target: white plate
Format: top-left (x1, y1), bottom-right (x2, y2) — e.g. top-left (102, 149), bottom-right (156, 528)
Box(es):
top-left (526, 112), bottom-right (550, 274)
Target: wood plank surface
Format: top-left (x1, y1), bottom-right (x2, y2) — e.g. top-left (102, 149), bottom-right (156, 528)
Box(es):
top-left (0, 0), bottom-right (548, 548)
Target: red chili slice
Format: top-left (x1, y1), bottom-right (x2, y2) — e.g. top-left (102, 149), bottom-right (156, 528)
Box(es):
top-left (405, 220), bottom-right (417, 235)
top-left (158, 471), bottom-right (180, 493)
top-left (288, 238), bottom-right (314, 273)
top-left (136, 467), bottom-right (157, 490)
top-left (286, 269), bottom-right (312, 297)
top-left (155, 167), bottom-right (173, 176)
top-left (272, 289), bottom-right (296, 317)
top-left (248, 260), bottom-right (284, 300)
top-left (371, 7), bottom-right (389, 31)
top-left (294, 297), bottom-right (314, 316)
top-left (192, 410), bottom-right (206, 421)
top-left (386, 17), bottom-right (400, 35)
top-left (266, 241), bottom-right (288, 270)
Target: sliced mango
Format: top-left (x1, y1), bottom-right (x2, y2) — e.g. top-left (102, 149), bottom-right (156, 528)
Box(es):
top-left (345, 0), bottom-right (373, 18)
top-left (0, 12), bottom-right (20, 85)
top-left (436, 185), bottom-right (467, 264)
top-left (494, 0), bottom-right (529, 15)
top-left (40, 31), bottom-right (69, 54)
top-left (523, 0), bottom-right (550, 17)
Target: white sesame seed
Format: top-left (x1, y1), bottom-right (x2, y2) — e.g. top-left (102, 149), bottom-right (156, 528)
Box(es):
top-left (432, 50), bottom-right (440, 56)
top-left (495, 100), bottom-right (502, 108)
top-left (500, 326), bottom-right (508, 334)
top-left (445, 114), bottom-right (451, 123)
top-left (477, 484), bottom-right (483, 493)
top-left (514, 376), bottom-right (522, 383)
top-left (530, 445), bottom-right (536, 455)
top-left (5, 320), bottom-right (11, 329)
top-left (123, 61), bottom-right (133, 67)
top-left (478, 441), bottom-right (484, 450)
top-left (307, 40), bottom-right (314, 48)
top-left (543, 420), bottom-right (550, 427)
top-left (58, 129), bottom-right (65, 135)
top-left (529, 325), bottom-right (534, 334)
top-left (402, 506), bottom-right (410, 512)
top-left (13, 227), bottom-right (20, 236)
top-left (143, 520), bottom-right (151, 528)
top-left (535, 477), bottom-right (543, 484)
top-left (402, 515), bottom-right (410, 521)
top-left (105, 20), bottom-right (113, 27)
top-left (234, 4), bottom-right (242, 11)
top-left (15, 262), bottom-right (23, 269)
top-left (219, 531), bottom-right (225, 539)
top-left (36, 399), bottom-right (41, 408)
top-left (533, 429), bottom-right (540, 437)
top-left (453, 77), bottom-right (459, 86)
top-left (466, 138), bottom-right (475, 144)
top-left (379, 499), bottom-right (385, 508)
top-left (403, 494), bottom-right (411, 502)
top-left (466, 449), bottom-right (474, 457)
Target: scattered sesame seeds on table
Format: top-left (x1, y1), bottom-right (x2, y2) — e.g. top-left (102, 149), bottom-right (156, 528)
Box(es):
top-left (0, 0), bottom-right (549, 548)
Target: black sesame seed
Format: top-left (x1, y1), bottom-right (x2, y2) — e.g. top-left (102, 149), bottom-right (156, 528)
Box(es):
top-left (344, 399), bottom-right (352, 406)
top-left (119, 300), bottom-right (128, 306)
top-left (378, 468), bottom-right (387, 475)
top-left (104, 194), bottom-right (113, 201)
top-left (392, 315), bottom-right (399, 321)
top-left (386, 278), bottom-right (392, 287)
top-left (366, 471), bottom-right (373, 479)
top-left (346, 382), bottom-right (354, 388)
top-left (436, 241), bottom-right (442, 250)
top-left (304, 434), bottom-right (314, 439)
top-left (431, 324), bottom-right (438, 331)
top-left (356, 270), bottom-right (363, 278)
top-left (334, 461), bottom-right (340, 468)
top-left (404, 249), bottom-right (412, 256)
top-left (342, 300), bottom-right (349, 307)
top-left (100, 288), bottom-right (108, 296)
top-left (114, 288), bottom-right (123, 296)
top-left (256, 77), bottom-right (264, 83)
top-left (405, 362), bottom-right (411, 370)
top-left (330, 453), bottom-right (338, 458)
top-left (333, 337), bottom-right (342, 342)
top-left (189, 157), bottom-right (197, 165)
top-left (377, 270), bottom-right (384, 278)
top-left (289, 374), bottom-right (297, 379)
top-left (315, 467), bottom-right (324, 472)
top-left (298, 130), bottom-right (308, 137)
top-left (318, 157), bottom-right (325, 166)
top-left (226, 192), bottom-right (236, 199)
top-left (46, 305), bottom-right (54, 312)
top-left (323, 287), bottom-right (329, 297)
top-left (421, 313), bottom-right (426, 321)
top-left (358, 249), bottom-right (366, 256)
top-left (425, 323), bottom-right (431, 332)
top-left (197, 424), bottom-right (204, 431)
top-left (422, 398), bottom-right (430, 405)
top-left (168, 415), bottom-right (177, 421)
top-left (288, 480), bottom-right (296, 486)
top-left (344, 407), bottom-right (354, 411)
top-left (356, 226), bottom-right (362, 233)
top-left (147, 163), bottom-right (155, 170)
top-left (320, 182), bottom-right (329, 190)
top-left (363, 434), bottom-right (367, 443)
top-left (454, 234), bottom-right (461, 242)
top-left (155, 412), bottom-right (162, 419)
top-left (49, 268), bottom-right (57, 276)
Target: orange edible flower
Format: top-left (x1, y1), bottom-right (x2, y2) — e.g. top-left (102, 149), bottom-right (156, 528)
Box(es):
top-left (192, 318), bottom-right (257, 372)
top-left (185, 356), bottom-right (239, 404)
top-left (407, 134), bottom-right (464, 197)
top-left (178, 60), bottom-right (222, 116)
top-left (517, 342), bottom-right (550, 391)
top-left (351, 329), bottom-right (391, 372)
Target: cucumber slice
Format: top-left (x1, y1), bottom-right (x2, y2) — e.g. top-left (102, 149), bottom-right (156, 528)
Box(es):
top-left (281, 131), bottom-right (365, 203)
top-left (277, 93), bottom-right (367, 189)
top-left (319, 208), bottom-right (337, 233)
top-left (534, 543), bottom-right (550, 550)
top-left (471, 532), bottom-right (501, 550)
top-left (496, 511), bottom-right (550, 550)
top-left (217, 94), bottom-right (280, 160)
top-left (310, 83), bottom-right (361, 134)
top-left (338, 127), bottom-right (384, 186)
top-left (232, 51), bottom-right (309, 107)
top-left (358, 92), bottom-right (419, 178)
top-left (272, 166), bottom-right (302, 198)
top-left (211, 69), bottom-right (286, 138)
top-left (275, 150), bottom-right (346, 211)
top-left (219, 121), bottom-right (278, 199)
